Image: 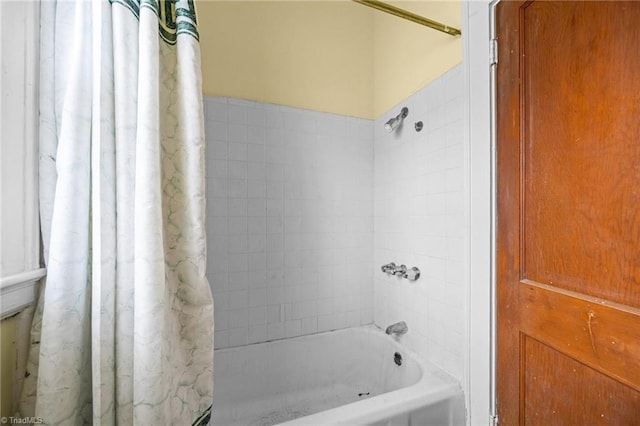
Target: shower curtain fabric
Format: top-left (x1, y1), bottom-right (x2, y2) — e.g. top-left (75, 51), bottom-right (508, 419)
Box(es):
top-left (21, 1), bottom-right (214, 424)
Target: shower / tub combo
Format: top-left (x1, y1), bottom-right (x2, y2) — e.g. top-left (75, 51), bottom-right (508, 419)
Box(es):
top-left (204, 7), bottom-right (467, 415)
top-left (205, 62), bottom-right (467, 422)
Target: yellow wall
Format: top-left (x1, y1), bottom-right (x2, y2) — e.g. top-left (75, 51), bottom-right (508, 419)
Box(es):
top-left (197, 0), bottom-right (461, 119)
top-left (373, 1), bottom-right (461, 116)
top-left (0, 317), bottom-right (16, 417)
top-left (198, 1), bottom-right (374, 118)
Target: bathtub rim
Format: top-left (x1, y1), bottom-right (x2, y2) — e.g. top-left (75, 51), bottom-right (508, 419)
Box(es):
top-left (213, 325), bottom-right (464, 426)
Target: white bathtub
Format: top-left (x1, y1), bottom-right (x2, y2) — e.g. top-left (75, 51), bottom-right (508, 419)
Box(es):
top-left (211, 325), bottom-right (465, 426)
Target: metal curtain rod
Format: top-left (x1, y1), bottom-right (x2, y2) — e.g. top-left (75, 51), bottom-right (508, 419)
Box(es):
top-left (352, 0), bottom-right (461, 37)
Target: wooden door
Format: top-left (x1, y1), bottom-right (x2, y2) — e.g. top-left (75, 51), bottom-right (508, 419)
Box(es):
top-left (496, 1), bottom-right (640, 424)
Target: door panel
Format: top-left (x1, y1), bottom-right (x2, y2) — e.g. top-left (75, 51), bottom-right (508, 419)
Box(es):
top-left (497, 1), bottom-right (640, 424)
top-left (522, 1), bottom-right (640, 306)
top-left (524, 337), bottom-right (640, 424)
top-left (520, 281), bottom-right (640, 391)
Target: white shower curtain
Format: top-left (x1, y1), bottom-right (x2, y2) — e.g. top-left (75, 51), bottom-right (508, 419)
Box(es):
top-left (21, 1), bottom-right (214, 424)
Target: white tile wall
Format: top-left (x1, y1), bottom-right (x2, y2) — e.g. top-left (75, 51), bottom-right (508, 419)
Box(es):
top-left (204, 97), bottom-right (374, 349)
top-left (204, 65), bottom-right (467, 384)
top-left (373, 64), bottom-right (467, 381)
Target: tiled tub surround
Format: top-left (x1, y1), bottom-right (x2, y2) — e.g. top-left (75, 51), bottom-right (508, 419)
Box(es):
top-left (373, 65), bottom-right (466, 381)
top-left (204, 97), bottom-right (374, 348)
top-left (204, 64), bottom-right (466, 384)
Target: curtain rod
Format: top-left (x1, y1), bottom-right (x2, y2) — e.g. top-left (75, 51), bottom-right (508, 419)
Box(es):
top-left (352, 0), bottom-right (461, 37)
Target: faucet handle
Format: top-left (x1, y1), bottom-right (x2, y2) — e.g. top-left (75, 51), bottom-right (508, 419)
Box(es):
top-left (381, 262), bottom-right (396, 274)
top-left (406, 266), bottom-right (420, 281)
top-left (394, 264), bottom-right (407, 276)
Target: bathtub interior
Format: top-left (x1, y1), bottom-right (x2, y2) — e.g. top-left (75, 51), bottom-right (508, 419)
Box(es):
top-left (212, 326), bottom-right (461, 426)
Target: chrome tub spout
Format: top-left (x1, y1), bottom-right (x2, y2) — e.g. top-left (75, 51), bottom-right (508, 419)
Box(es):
top-left (385, 321), bottom-right (408, 337)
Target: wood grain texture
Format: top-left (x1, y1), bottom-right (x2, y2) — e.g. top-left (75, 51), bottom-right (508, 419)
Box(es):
top-left (496, 1), bottom-right (525, 423)
top-left (497, 1), bottom-right (640, 424)
top-left (496, 1), bottom-right (530, 423)
top-left (524, 337), bottom-right (640, 425)
top-left (522, 1), bottom-right (640, 307)
top-left (520, 280), bottom-right (640, 391)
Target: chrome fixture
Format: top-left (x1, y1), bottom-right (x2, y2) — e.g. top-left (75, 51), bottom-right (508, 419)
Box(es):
top-left (414, 121), bottom-right (423, 132)
top-left (406, 266), bottom-right (420, 281)
top-left (385, 321), bottom-right (408, 337)
top-left (381, 262), bottom-right (396, 274)
top-left (393, 264), bottom-right (407, 277)
top-left (384, 107), bottom-right (408, 133)
top-left (380, 262), bottom-right (421, 281)
top-left (393, 352), bottom-right (403, 366)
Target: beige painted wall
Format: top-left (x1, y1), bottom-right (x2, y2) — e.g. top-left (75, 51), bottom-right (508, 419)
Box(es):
top-left (373, 1), bottom-right (461, 116)
top-left (198, 1), bottom-right (375, 118)
top-left (197, 0), bottom-right (461, 119)
top-left (0, 318), bottom-right (16, 417)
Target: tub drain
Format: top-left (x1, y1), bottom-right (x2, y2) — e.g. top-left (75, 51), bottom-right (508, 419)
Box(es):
top-left (394, 352), bottom-right (403, 366)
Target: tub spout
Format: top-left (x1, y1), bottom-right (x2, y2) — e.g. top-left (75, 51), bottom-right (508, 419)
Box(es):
top-left (385, 321), bottom-right (408, 337)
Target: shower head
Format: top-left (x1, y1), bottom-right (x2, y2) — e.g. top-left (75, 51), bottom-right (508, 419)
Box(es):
top-left (384, 107), bottom-right (409, 132)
